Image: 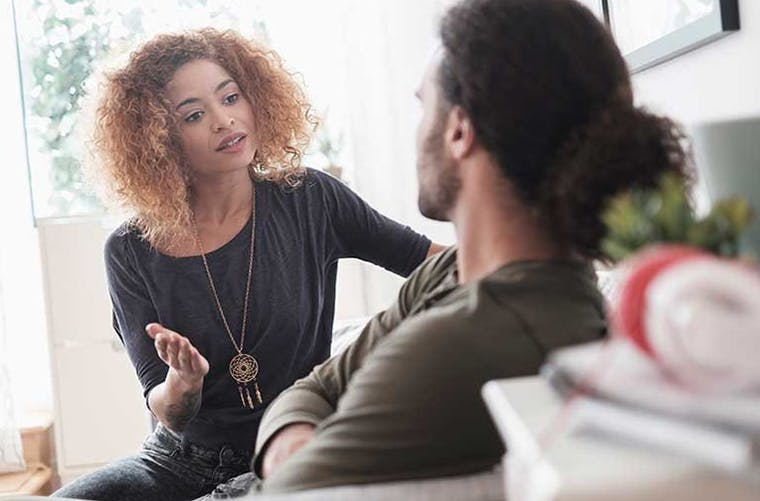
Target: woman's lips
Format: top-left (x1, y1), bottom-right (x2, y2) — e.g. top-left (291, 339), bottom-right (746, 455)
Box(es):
top-left (216, 134), bottom-right (247, 153)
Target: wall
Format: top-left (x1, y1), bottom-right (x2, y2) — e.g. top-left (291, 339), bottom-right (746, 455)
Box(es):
top-left (632, 1), bottom-right (758, 131)
top-left (631, 0), bottom-right (758, 237)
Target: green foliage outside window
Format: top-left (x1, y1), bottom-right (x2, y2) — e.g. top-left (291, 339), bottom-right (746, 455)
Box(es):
top-left (24, 0), bottom-right (111, 216)
top-left (17, 0), bottom-right (268, 218)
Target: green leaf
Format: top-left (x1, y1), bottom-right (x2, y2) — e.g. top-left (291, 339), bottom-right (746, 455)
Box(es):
top-left (602, 172), bottom-right (754, 260)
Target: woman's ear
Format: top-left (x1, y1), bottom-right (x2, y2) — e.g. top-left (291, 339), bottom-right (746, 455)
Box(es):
top-left (445, 105), bottom-right (475, 161)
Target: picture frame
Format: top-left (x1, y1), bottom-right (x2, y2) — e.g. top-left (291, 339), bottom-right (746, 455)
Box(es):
top-left (604, 0), bottom-right (740, 73)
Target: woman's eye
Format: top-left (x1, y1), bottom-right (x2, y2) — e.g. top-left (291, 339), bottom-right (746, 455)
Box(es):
top-left (223, 93), bottom-right (239, 105)
top-left (185, 111), bottom-right (203, 123)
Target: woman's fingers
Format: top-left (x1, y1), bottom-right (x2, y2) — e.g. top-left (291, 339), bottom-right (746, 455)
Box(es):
top-left (150, 326), bottom-right (187, 369)
top-left (153, 332), bottom-right (170, 363)
top-left (177, 338), bottom-right (192, 370)
top-left (145, 322), bottom-right (166, 340)
top-left (190, 347), bottom-right (210, 375)
top-left (165, 335), bottom-right (180, 367)
top-left (146, 323), bottom-right (208, 377)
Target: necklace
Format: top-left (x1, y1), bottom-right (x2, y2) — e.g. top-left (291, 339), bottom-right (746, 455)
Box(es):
top-left (191, 187), bottom-right (262, 409)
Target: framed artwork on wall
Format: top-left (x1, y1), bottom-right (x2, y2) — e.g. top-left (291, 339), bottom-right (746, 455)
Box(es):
top-left (604, 0), bottom-right (740, 73)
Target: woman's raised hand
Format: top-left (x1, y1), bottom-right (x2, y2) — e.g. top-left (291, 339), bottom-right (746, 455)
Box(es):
top-left (145, 323), bottom-right (210, 385)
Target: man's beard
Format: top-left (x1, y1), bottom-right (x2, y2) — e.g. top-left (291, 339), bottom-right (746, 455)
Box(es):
top-left (417, 113), bottom-right (460, 222)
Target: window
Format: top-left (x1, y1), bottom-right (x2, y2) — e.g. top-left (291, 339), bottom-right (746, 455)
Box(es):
top-left (13, 0), bottom-right (352, 219)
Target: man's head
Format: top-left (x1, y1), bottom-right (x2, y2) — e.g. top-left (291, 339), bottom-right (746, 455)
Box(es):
top-left (414, 0), bottom-right (688, 262)
top-left (415, 0), bottom-right (630, 220)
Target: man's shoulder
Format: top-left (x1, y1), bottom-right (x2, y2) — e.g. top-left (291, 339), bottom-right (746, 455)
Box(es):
top-left (395, 260), bottom-right (596, 350)
top-left (397, 278), bottom-right (522, 346)
top-left (395, 245), bottom-right (458, 307)
top-left (369, 286), bottom-right (532, 380)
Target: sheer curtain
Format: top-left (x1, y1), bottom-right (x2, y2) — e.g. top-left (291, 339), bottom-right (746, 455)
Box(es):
top-left (0, 0), bottom-right (51, 470)
top-left (337, 0), bottom-right (456, 310)
top-left (0, 0), bottom-right (23, 474)
top-left (0, 273), bottom-right (25, 474)
top-left (260, 0), bottom-right (456, 315)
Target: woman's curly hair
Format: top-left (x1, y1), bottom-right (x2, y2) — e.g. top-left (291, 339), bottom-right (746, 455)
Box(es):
top-left (91, 28), bottom-right (313, 249)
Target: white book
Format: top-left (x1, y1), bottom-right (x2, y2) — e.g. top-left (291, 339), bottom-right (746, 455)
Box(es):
top-left (572, 395), bottom-right (757, 472)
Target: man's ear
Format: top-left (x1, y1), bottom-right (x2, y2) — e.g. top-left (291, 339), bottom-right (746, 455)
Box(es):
top-left (445, 105), bottom-right (475, 161)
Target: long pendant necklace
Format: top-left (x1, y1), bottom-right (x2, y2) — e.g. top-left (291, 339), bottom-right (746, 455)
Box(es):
top-left (191, 186), bottom-right (262, 409)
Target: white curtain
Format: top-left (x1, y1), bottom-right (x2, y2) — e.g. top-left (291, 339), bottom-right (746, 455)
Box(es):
top-left (0, 276), bottom-right (25, 473)
top-left (261, 0), bottom-right (456, 315)
top-left (338, 0), bottom-right (456, 310)
top-left (0, 0), bottom-right (44, 473)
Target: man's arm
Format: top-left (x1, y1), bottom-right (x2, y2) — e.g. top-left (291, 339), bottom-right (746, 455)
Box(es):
top-left (260, 301), bottom-right (538, 493)
top-left (254, 291), bottom-right (416, 476)
top-left (254, 248), bottom-right (457, 477)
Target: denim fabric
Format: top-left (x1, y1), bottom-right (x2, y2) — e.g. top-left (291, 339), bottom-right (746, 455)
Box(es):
top-left (52, 424), bottom-right (254, 501)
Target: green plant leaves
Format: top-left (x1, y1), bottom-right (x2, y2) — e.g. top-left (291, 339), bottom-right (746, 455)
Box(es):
top-left (602, 173), bottom-right (754, 261)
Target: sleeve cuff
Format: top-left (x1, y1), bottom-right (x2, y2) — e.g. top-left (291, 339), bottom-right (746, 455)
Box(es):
top-left (252, 388), bottom-right (335, 476)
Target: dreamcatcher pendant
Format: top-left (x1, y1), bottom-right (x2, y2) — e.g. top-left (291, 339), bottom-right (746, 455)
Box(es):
top-left (229, 353), bottom-right (262, 409)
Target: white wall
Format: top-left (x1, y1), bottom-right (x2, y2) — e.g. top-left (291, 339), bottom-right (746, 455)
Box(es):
top-left (0, 0), bottom-right (53, 414)
top-left (632, 1), bottom-right (758, 127)
top-left (631, 0), bottom-right (758, 228)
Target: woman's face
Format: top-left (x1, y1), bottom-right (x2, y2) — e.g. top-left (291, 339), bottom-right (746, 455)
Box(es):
top-left (166, 59), bottom-right (258, 177)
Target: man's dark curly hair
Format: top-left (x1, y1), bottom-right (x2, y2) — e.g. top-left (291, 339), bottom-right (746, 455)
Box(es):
top-left (439, 0), bottom-right (690, 260)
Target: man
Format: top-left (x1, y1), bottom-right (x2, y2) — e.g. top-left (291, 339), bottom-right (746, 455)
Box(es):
top-left (251, 0), bottom-right (685, 493)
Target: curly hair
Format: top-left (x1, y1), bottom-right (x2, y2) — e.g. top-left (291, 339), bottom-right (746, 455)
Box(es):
top-left (439, 0), bottom-right (691, 260)
top-left (91, 28), bottom-right (314, 249)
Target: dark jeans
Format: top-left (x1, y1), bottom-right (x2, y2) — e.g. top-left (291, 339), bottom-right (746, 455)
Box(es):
top-left (52, 424), bottom-right (258, 501)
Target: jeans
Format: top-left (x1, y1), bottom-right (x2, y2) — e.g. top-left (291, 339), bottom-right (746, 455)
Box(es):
top-left (52, 424), bottom-right (258, 501)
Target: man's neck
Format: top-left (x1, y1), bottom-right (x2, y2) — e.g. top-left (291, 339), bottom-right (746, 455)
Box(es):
top-left (451, 160), bottom-right (564, 284)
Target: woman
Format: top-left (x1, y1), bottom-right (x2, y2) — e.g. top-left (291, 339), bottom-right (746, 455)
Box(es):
top-left (54, 29), bottom-right (440, 500)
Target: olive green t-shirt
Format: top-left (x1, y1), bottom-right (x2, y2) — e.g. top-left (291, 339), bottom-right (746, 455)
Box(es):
top-left (254, 246), bottom-right (606, 493)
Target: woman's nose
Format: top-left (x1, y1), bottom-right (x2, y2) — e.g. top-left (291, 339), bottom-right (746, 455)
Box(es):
top-left (212, 113), bottom-right (235, 132)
